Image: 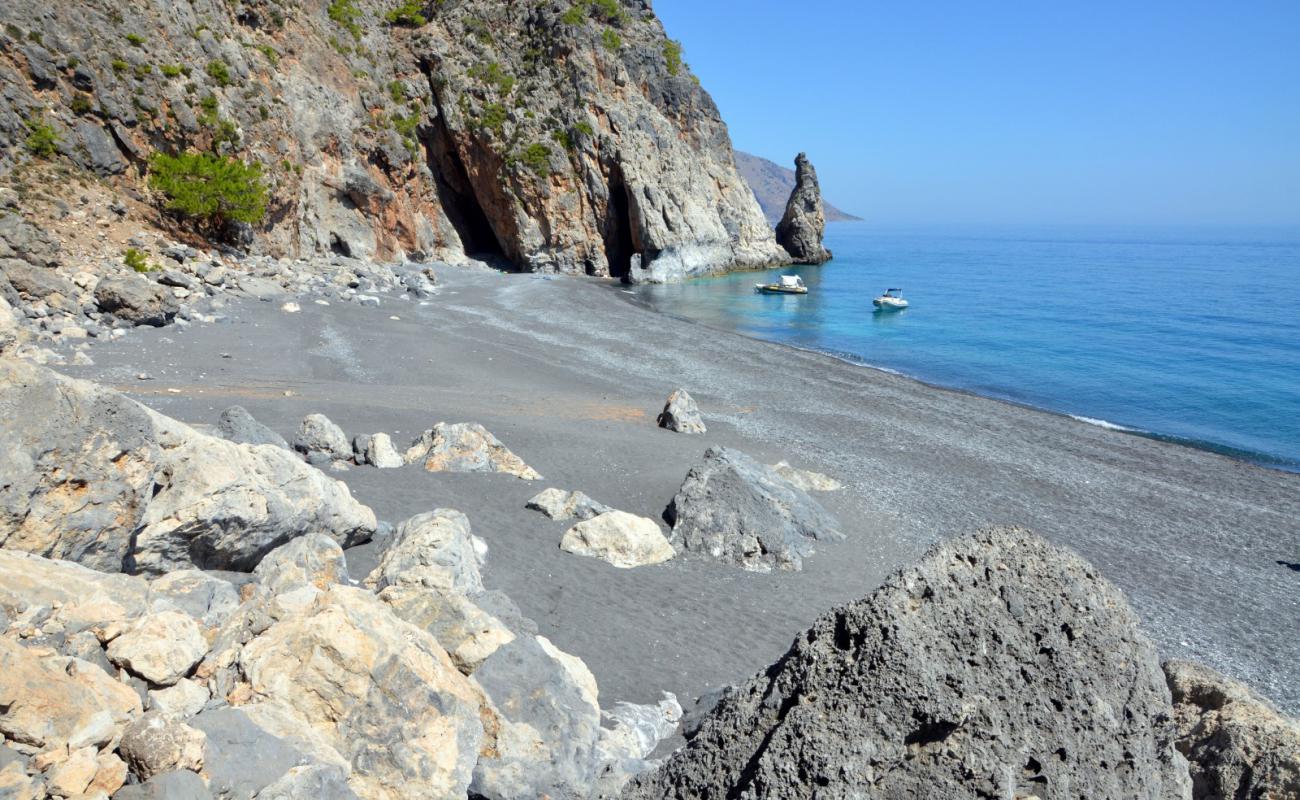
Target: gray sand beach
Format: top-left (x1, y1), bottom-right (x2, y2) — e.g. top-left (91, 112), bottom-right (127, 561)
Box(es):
top-left (60, 265), bottom-right (1300, 715)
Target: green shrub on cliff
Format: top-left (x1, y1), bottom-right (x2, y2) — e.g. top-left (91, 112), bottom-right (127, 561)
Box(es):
top-left (328, 0), bottom-right (363, 40)
top-left (601, 28), bottom-right (622, 51)
top-left (206, 60), bottom-right (233, 86)
top-left (23, 116), bottom-right (60, 158)
top-left (479, 103), bottom-right (507, 136)
top-left (520, 143), bottom-right (552, 177)
top-left (123, 248), bottom-right (153, 273)
top-left (385, 2), bottom-right (427, 27)
top-left (662, 39), bottom-right (684, 75)
top-left (148, 151), bottom-right (267, 231)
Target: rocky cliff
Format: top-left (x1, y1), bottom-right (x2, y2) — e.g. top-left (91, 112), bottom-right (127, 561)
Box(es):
top-left (0, 0), bottom-right (786, 281)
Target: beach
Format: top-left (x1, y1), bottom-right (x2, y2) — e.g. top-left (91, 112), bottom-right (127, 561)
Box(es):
top-left (58, 264), bottom-right (1300, 716)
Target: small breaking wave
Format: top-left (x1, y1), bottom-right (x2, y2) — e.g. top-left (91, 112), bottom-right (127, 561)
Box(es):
top-left (1069, 414), bottom-right (1140, 433)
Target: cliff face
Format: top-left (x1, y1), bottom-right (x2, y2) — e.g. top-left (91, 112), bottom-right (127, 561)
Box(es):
top-left (0, 0), bottom-right (786, 280)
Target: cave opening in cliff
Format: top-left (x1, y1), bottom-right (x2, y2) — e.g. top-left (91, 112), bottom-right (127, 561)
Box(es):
top-left (425, 115), bottom-right (504, 259)
top-left (604, 168), bottom-right (637, 280)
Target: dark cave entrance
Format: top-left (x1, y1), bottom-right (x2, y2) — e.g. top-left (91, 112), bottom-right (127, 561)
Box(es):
top-left (604, 166), bottom-right (637, 280)
top-left (426, 115), bottom-right (504, 259)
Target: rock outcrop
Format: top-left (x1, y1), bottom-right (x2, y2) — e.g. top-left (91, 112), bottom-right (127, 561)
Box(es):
top-left (292, 413), bottom-right (352, 465)
top-left (666, 446), bottom-right (844, 571)
top-left (774, 153), bottom-right (833, 264)
top-left (93, 276), bottom-right (180, 327)
top-left (0, 0), bottom-right (786, 279)
top-left (0, 359), bottom-right (375, 574)
top-left (623, 527), bottom-right (1193, 799)
top-left (560, 511), bottom-right (676, 569)
top-left (734, 150), bottom-right (862, 225)
top-left (216, 406), bottom-right (288, 449)
top-left (1165, 659), bottom-right (1300, 799)
top-left (404, 422), bottom-right (541, 480)
top-left (656, 388), bottom-right (706, 434)
top-left (527, 488), bottom-right (612, 522)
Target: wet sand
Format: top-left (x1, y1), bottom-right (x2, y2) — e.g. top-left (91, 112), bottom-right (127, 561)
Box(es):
top-left (60, 265), bottom-right (1300, 714)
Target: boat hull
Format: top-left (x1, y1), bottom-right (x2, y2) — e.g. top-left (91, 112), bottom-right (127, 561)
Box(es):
top-left (756, 285), bottom-right (808, 295)
top-left (873, 298), bottom-right (908, 310)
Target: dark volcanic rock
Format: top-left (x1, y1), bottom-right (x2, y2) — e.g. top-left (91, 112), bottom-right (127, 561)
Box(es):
top-left (1165, 659), bottom-right (1300, 800)
top-left (623, 527), bottom-right (1193, 800)
top-left (666, 446), bottom-right (843, 571)
top-left (217, 405), bottom-right (289, 449)
top-left (774, 152), bottom-right (833, 265)
top-left (94, 275), bottom-right (179, 327)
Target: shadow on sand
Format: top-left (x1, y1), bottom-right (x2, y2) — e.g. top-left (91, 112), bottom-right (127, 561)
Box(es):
top-left (1277, 560), bottom-right (1300, 573)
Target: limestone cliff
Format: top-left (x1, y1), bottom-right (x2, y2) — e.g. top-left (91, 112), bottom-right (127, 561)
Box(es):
top-left (0, 0), bottom-right (787, 280)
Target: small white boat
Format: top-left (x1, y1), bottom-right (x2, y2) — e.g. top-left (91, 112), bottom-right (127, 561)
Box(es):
top-left (755, 275), bottom-right (808, 295)
top-left (873, 288), bottom-right (908, 311)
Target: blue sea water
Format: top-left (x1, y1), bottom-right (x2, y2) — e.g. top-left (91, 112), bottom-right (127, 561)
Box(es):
top-left (633, 224), bottom-right (1300, 472)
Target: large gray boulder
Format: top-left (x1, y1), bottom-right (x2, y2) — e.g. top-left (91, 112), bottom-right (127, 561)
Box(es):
top-left (94, 275), bottom-right (179, 327)
top-left (1165, 659), bottom-right (1300, 800)
top-left (404, 422), bottom-right (542, 480)
top-left (292, 413), bottom-right (352, 465)
top-left (0, 359), bottom-right (376, 574)
top-left (774, 152), bottom-right (832, 265)
top-left (666, 446), bottom-right (843, 571)
top-left (189, 707), bottom-right (307, 799)
top-left (623, 527), bottom-right (1193, 800)
top-left (217, 406), bottom-right (289, 449)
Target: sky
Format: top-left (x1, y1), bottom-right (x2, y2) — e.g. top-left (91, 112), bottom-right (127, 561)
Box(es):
top-left (653, 1), bottom-right (1300, 227)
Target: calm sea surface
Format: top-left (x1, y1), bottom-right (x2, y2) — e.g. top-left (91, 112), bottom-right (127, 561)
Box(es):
top-left (633, 224), bottom-right (1300, 472)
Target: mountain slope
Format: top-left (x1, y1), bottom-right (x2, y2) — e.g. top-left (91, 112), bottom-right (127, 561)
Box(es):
top-left (735, 150), bottom-right (862, 225)
top-left (0, 0), bottom-right (787, 281)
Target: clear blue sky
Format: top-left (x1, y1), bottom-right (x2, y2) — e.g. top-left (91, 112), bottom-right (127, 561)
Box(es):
top-left (653, 1), bottom-right (1300, 227)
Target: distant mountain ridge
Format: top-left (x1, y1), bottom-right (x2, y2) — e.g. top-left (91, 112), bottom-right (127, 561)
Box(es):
top-left (735, 151), bottom-right (863, 225)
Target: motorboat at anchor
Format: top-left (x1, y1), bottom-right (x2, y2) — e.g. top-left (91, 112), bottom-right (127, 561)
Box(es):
top-left (872, 288), bottom-right (908, 311)
top-left (755, 275), bottom-right (809, 295)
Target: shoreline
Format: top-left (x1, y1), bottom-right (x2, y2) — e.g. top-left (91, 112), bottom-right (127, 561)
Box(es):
top-left (56, 264), bottom-right (1300, 717)
top-left (611, 280), bottom-right (1300, 475)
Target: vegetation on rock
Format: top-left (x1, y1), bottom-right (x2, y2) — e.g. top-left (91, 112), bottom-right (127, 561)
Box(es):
top-left (23, 116), bottom-right (59, 158)
top-left (148, 151), bottom-right (268, 233)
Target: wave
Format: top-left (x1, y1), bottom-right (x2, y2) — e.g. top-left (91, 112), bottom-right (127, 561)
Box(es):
top-left (1069, 415), bottom-right (1141, 433)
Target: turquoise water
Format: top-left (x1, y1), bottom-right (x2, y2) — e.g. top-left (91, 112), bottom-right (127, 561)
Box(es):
top-left (634, 224), bottom-right (1300, 471)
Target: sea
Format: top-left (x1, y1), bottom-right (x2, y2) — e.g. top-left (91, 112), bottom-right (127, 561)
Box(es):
top-left (633, 224), bottom-right (1300, 472)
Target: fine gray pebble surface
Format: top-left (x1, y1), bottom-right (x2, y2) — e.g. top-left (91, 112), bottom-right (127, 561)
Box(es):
top-left (58, 264), bottom-right (1300, 715)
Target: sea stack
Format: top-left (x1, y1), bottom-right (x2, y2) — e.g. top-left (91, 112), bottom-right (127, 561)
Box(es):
top-left (774, 152), bottom-right (833, 264)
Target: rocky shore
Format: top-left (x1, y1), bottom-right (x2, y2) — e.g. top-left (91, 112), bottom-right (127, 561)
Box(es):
top-left (1, 256), bottom-right (1296, 798)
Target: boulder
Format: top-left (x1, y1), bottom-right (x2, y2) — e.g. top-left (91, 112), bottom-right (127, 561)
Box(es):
top-left (0, 639), bottom-right (141, 751)
top-left (254, 533), bottom-right (351, 594)
top-left (292, 413), bottom-right (351, 464)
top-left (470, 636), bottom-right (603, 800)
top-left (235, 586), bottom-right (487, 798)
top-left (216, 405), bottom-right (289, 449)
top-left (774, 152), bottom-right (832, 264)
top-left (257, 764), bottom-right (360, 800)
top-left (769, 460), bottom-right (843, 491)
top-left (365, 510), bottom-right (510, 673)
top-left (622, 527), bottom-right (1192, 799)
top-left (403, 422), bottom-right (541, 480)
top-left (351, 432), bottom-right (403, 468)
top-left (189, 707), bottom-right (305, 799)
top-left (94, 275), bottom-right (179, 327)
top-left (147, 678), bottom-right (210, 720)
top-left (1165, 659), bottom-right (1300, 800)
top-left (560, 511), bottom-right (675, 569)
top-left (0, 549), bottom-right (149, 632)
top-left (117, 712), bottom-right (206, 781)
top-left (112, 769), bottom-right (213, 800)
top-left (364, 509), bottom-right (485, 595)
top-left (105, 610), bottom-right (209, 686)
top-left (147, 569), bottom-right (240, 628)
top-left (46, 745), bottom-right (99, 797)
top-left (0, 360), bottom-right (376, 574)
top-left (656, 388), bottom-right (706, 434)
top-left (0, 295), bottom-right (19, 355)
top-left (666, 446), bottom-right (843, 572)
top-left (526, 488), bottom-right (612, 521)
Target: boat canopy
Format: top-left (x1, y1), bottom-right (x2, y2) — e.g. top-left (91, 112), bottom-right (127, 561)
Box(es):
top-left (780, 275), bottom-right (803, 288)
